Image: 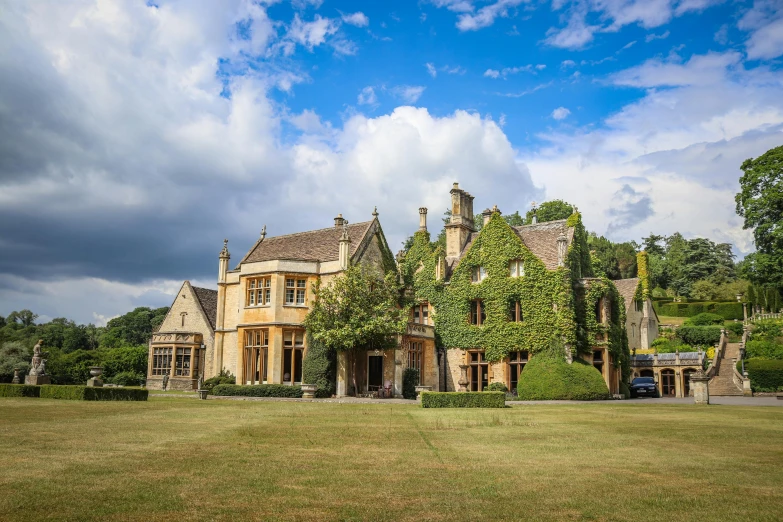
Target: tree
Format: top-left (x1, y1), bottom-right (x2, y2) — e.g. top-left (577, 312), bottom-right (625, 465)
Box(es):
top-left (641, 234), bottom-right (666, 257)
top-left (690, 280), bottom-right (718, 301)
top-left (0, 341), bottom-right (31, 382)
top-left (525, 200), bottom-right (574, 224)
top-left (303, 265), bottom-right (409, 396)
top-left (6, 310), bottom-right (38, 327)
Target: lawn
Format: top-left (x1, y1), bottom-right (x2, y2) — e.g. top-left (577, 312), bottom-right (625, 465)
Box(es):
top-left (1, 398), bottom-right (782, 521)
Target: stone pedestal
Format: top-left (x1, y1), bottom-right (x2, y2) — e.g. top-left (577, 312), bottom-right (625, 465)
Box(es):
top-left (86, 377), bottom-right (103, 387)
top-left (690, 370), bottom-right (709, 405)
top-left (743, 372), bottom-right (752, 397)
top-left (301, 383), bottom-right (318, 399)
top-left (197, 389), bottom-right (209, 400)
top-left (458, 364), bottom-right (468, 392)
top-left (415, 385), bottom-right (432, 400)
top-left (25, 375), bottom-right (51, 385)
top-left (12, 368), bottom-right (20, 384)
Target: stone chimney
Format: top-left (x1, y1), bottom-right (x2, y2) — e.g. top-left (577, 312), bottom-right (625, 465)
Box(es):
top-left (339, 224), bottom-right (351, 270)
top-left (445, 183), bottom-right (476, 257)
top-left (218, 239), bottom-right (230, 283)
top-left (482, 208), bottom-right (492, 226)
top-left (531, 202), bottom-right (538, 225)
top-left (334, 214), bottom-right (347, 228)
top-left (419, 207), bottom-right (428, 231)
top-left (557, 232), bottom-right (567, 267)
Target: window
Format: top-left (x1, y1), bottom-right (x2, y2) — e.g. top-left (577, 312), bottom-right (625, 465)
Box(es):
top-left (175, 347), bottom-right (191, 376)
top-left (152, 347), bottom-right (172, 376)
top-left (468, 351), bottom-right (489, 391)
top-left (244, 329), bottom-right (269, 384)
top-left (661, 369), bottom-right (676, 396)
top-left (507, 351), bottom-right (528, 392)
top-left (283, 330), bottom-right (305, 384)
top-left (593, 349), bottom-right (604, 376)
top-left (407, 341), bottom-right (423, 384)
top-left (412, 303), bottom-right (430, 325)
top-left (509, 300), bottom-right (523, 322)
top-left (180, 312), bottom-right (187, 327)
top-left (285, 278), bottom-right (307, 305)
top-left (471, 266), bottom-right (487, 283)
top-left (509, 259), bottom-right (524, 277)
top-left (247, 277), bottom-right (271, 306)
top-left (470, 300), bottom-right (486, 326)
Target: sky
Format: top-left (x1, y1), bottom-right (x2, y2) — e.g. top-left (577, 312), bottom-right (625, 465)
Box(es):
top-left (1, 0), bottom-right (782, 326)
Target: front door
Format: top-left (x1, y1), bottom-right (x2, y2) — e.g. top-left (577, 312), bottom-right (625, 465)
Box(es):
top-left (368, 355), bottom-right (383, 390)
top-left (661, 369), bottom-right (676, 396)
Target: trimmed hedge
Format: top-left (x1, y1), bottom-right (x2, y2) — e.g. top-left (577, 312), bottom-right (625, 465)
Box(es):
top-left (516, 353), bottom-right (611, 400)
top-left (39, 385), bottom-right (148, 401)
top-left (420, 391), bottom-right (505, 408)
top-left (211, 384), bottom-right (303, 398)
top-left (402, 368), bottom-right (418, 400)
top-left (301, 333), bottom-right (336, 398)
top-left (0, 384), bottom-right (41, 398)
top-left (656, 301), bottom-right (742, 320)
top-left (742, 359), bottom-right (783, 392)
top-left (745, 340), bottom-right (783, 360)
top-left (677, 326), bottom-right (723, 346)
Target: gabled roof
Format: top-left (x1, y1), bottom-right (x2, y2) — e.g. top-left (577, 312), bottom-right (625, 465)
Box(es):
top-left (614, 278), bottom-right (640, 308)
top-left (238, 221), bottom-right (374, 266)
top-left (192, 286), bottom-right (218, 330)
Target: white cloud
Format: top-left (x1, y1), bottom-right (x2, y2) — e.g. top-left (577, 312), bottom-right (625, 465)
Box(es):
top-left (426, 62), bottom-right (438, 77)
top-left (535, 64), bottom-right (547, 70)
top-left (739, 1), bottom-right (783, 60)
top-left (645, 30), bottom-right (670, 42)
top-left (341, 11), bottom-right (369, 27)
top-left (392, 85), bottom-right (426, 104)
top-left (483, 64), bottom-right (541, 79)
top-left (287, 13), bottom-right (340, 52)
top-left (455, 0), bottom-right (526, 31)
top-left (551, 107), bottom-right (571, 120)
top-left (357, 86), bottom-right (377, 105)
top-left (484, 68), bottom-right (500, 78)
top-left (610, 51), bottom-right (742, 87)
top-left (427, 63), bottom-right (466, 78)
top-left (561, 59), bottom-right (577, 68)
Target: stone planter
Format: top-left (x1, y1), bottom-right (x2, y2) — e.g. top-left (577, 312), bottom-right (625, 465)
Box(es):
top-left (89, 366), bottom-right (103, 378)
top-left (414, 385), bottom-right (432, 399)
top-left (301, 383), bottom-right (318, 399)
top-left (87, 366), bottom-right (103, 387)
top-left (197, 389), bottom-right (209, 400)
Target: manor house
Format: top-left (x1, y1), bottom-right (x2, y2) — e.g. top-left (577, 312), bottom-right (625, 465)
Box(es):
top-left (147, 183), bottom-right (657, 397)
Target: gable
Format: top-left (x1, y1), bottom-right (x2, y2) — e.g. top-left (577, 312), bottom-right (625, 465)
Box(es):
top-left (156, 281), bottom-right (215, 335)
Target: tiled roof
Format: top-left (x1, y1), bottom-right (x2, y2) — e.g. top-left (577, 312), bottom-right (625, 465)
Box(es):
top-left (631, 352), bottom-right (702, 362)
top-left (614, 278), bottom-right (640, 307)
top-left (239, 221), bottom-right (373, 265)
top-left (192, 285), bottom-right (218, 330)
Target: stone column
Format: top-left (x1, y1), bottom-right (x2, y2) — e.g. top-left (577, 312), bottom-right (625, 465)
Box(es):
top-left (336, 350), bottom-right (348, 397)
top-left (690, 370), bottom-right (710, 405)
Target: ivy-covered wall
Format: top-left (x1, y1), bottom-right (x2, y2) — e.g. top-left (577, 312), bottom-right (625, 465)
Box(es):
top-left (402, 211), bottom-right (630, 373)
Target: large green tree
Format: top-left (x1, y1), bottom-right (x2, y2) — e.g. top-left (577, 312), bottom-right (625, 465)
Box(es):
top-left (525, 199), bottom-right (574, 224)
top-left (303, 265), bottom-right (409, 396)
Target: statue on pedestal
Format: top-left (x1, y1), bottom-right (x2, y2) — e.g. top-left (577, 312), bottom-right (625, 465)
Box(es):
top-left (25, 339), bottom-right (51, 385)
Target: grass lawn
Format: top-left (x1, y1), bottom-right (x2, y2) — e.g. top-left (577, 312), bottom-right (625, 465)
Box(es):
top-left (1, 398), bottom-right (782, 521)
top-left (658, 315), bottom-right (687, 327)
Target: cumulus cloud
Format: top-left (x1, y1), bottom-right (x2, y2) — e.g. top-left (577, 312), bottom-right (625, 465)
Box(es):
top-left (426, 62), bottom-right (438, 77)
top-left (551, 107), bottom-right (571, 120)
top-left (287, 13), bottom-right (341, 51)
top-left (357, 86), bottom-right (377, 105)
top-left (434, 0), bottom-right (526, 31)
top-left (739, 2), bottom-right (783, 60)
top-left (392, 85), bottom-right (426, 103)
top-left (341, 11), bottom-right (369, 27)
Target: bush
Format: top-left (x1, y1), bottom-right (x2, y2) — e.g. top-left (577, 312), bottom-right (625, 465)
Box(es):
top-left (101, 346), bottom-right (148, 379)
top-left (402, 368), bottom-right (419, 400)
top-left (516, 352), bottom-right (611, 401)
top-left (654, 339), bottom-right (692, 354)
top-left (420, 392), bottom-right (505, 408)
top-left (486, 382), bottom-right (508, 392)
top-left (302, 334), bottom-right (335, 398)
top-left (745, 340), bottom-right (783, 360)
top-left (39, 385), bottom-right (148, 401)
top-left (752, 320), bottom-right (783, 339)
top-left (685, 313), bottom-right (725, 326)
top-left (743, 359), bottom-right (783, 392)
top-left (106, 371), bottom-right (144, 386)
top-left (619, 381), bottom-right (630, 399)
top-left (211, 384), bottom-right (303, 398)
top-left (202, 369), bottom-right (236, 392)
top-left (725, 322), bottom-right (745, 337)
top-left (0, 384), bottom-right (40, 398)
top-left (677, 326), bottom-right (722, 346)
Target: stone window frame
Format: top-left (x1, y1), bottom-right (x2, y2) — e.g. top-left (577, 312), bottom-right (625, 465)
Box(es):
top-left (244, 329), bottom-right (269, 384)
top-left (282, 329), bottom-right (306, 384)
top-left (509, 259), bottom-right (524, 278)
top-left (470, 299), bottom-right (486, 326)
top-left (412, 302), bottom-right (430, 325)
top-left (174, 347), bottom-right (192, 377)
top-left (407, 341), bottom-right (424, 385)
top-left (507, 350), bottom-right (528, 392)
top-left (152, 347), bottom-right (173, 376)
top-left (508, 300), bottom-right (523, 323)
top-left (471, 266), bottom-right (487, 283)
top-left (246, 277), bottom-right (272, 307)
top-left (467, 350), bottom-right (489, 392)
top-left (284, 277), bottom-right (307, 306)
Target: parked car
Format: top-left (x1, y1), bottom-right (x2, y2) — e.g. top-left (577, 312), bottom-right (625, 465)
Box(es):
top-left (629, 377), bottom-right (660, 398)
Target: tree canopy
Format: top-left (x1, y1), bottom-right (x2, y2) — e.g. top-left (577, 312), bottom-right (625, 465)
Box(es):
top-left (525, 199), bottom-right (574, 224)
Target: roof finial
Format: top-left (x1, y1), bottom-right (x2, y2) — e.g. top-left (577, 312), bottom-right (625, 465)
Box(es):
top-left (372, 206), bottom-right (378, 218)
top-left (261, 225), bottom-right (266, 239)
top-left (219, 238), bottom-right (230, 259)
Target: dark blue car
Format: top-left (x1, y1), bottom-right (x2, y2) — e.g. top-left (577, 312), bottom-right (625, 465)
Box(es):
top-left (629, 377), bottom-right (660, 398)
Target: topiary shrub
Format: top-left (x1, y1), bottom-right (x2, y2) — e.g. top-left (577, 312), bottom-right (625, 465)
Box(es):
top-left (516, 351), bottom-right (611, 401)
top-left (39, 385), bottom-right (148, 401)
top-left (685, 313), bottom-right (725, 326)
top-left (106, 371), bottom-right (144, 386)
top-left (302, 333), bottom-right (336, 398)
top-left (202, 369), bottom-right (236, 392)
top-left (743, 359), bottom-right (783, 392)
top-left (402, 368), bottom-right (419, 399)
top-left (420, 391), bottom-right (505, 408)
top-left (486, 382), bottom-right (508, 392)
top-left (677, 326), bottom-right (722, 346)
top-left (211, 384), bottom-right (303, 398)
top-left (0, 384), bottom-right (40, 398)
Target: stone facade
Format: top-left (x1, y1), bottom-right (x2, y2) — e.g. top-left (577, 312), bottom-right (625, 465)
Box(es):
top-left (615, 276), bottom-right (659, 351)
top-left (630, 351), bottom-right (705, 398)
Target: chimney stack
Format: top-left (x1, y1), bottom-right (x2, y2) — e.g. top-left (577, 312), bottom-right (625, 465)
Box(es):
top-left (419, 207), bottom-right (428, 231)
top-left (218, 239), bottom-right (230, 283)
top-left (557, 232), bottom-right (567, 267)
top-left (531, 202), bottom-right (538, 225)
top-left (334, 214), bottom-right (347, 228)
top-left (482, 208), bottom-right (492, 226)
top-left (445, 182), bottom-right (476, 257)
top-left (339, 224), bottom-right (351, 270)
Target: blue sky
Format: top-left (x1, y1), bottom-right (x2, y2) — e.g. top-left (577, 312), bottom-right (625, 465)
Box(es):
top-left (0, 0), bottom-right (782, 324)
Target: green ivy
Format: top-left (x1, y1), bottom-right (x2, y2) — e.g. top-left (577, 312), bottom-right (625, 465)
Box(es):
top-left (581, 277), bottom-right (630, 380)
top-left (633, 251), bottom-right (651, 304)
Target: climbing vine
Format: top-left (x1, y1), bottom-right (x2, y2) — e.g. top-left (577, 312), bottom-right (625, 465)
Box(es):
top-left (581, 277), bottom-right (630, 380)
top-left (633, 251), bottom-right (650, 303)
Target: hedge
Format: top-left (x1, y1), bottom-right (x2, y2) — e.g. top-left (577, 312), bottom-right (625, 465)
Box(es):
top-left (741, 359), bottom-right (783, 392)
top-left (0, 384), bottom-right (41, 398)
top-left (677, 326), bottom-right (723, 346)
top-left (402, 368), bottom-right (418, 400)
top-left (211, 384), bottom-right (303, 398)
top-left (420, 392), bottom-right (506, 408)
top-left (39, 385), bottom-right (148, 401)
top-left (745, 340), bottom-right (783, 360)
top-left (656, 301), bottom-right (742, 320)
top-left (516, 353), bottom-right (611, 400)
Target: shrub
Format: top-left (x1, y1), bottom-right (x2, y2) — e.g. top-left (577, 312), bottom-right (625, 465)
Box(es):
top-left (486, 382), bottom-right (508, 392)
top-left (420, 392), bottom-right (505, 408)
top-left (211, 384), bottom-right (303, 398)
top-left (752, 320), bottom-right (783, 340)
top-left (516, 352), bottom-right (611, 401)
top-left (685, 313), bottom-right (725, 326)
top-left (619, 381), bottom-right (630, 399)
top-left (0, 384), bottom-right (40, 398)
top-left (402, 368), bottom-right (419, 400)
top-left (677, 326), bottom-right (722, 346)
top-left (745, 340), bottom-right (783, 360)
top-left (39, 385), bottom-right (148, 401)
top-left (743, 359), bottom-right (783, 392)
top-left (651, 337), bottom-right (668, 348)
top-left (725, 322), bottom-right (745, 337)
top-left (654, 339), bottom-right (692, 354)
top-left (107, 371), bottom-right (144, 386)
top-left (101, 346), bottom-right (148, 379)
top-left (302, 334), bottom-right (336, 398)
top-left (202, 369), bottom-right (236, 392)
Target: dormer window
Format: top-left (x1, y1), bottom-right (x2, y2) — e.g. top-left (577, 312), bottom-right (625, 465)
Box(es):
top-left (471, 266), bottom-right (487, 283)
top-left (509, 260), bottom-right (524, 277)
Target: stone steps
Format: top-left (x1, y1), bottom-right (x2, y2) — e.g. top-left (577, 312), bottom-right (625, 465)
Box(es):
top-left (709, 342), bottom-right (744, 396)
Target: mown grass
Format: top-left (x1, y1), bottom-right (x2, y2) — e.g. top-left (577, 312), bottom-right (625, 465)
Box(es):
top-left (1, 398), bottom-right (781, 521)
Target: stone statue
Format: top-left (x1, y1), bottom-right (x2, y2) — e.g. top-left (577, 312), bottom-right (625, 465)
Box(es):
top-left (29, 339), bottom-right (46, 376)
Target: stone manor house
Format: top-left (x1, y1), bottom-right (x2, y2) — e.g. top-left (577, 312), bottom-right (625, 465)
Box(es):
top-left (147, 183), bottom-right (660, 397)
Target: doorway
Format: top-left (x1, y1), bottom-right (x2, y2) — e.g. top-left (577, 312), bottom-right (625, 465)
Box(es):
top-left (367, 355), bottom-right (383, 392)
top-left (661, 369), bottom-right (676, 397)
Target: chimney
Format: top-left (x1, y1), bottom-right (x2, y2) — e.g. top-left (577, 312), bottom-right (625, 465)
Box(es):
top-left (482, 208), bottom-right (492, 226)
top-left (531, 202), bottom-right (538, 225)
top-left (334, 214), bottom-right (346, 228)
top-left (557, 232), bottom-right (567, 267)
top-left (218, 239), bottom-right (230, 283)
top-left (445, 182), bottom-right (476, 257)
top-left (435, 255), bottom-right (445, 281)
top-left (419, 207), bottom-right (428, 231)
top-left (339, 224), bottom-right (351, 270)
